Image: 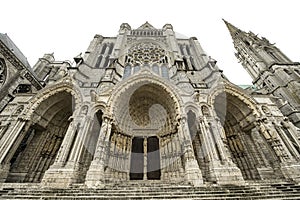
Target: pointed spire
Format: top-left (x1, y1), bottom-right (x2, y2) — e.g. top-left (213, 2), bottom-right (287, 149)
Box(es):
top-left (222, 19), bottom-right (242, 39)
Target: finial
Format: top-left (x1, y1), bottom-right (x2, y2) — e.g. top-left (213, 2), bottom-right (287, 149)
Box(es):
top-left (222, 19), bottom-right (241, 38)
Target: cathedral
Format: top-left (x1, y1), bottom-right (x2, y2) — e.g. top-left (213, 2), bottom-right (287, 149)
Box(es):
top-left (0, 21), bottom-right (300, 194)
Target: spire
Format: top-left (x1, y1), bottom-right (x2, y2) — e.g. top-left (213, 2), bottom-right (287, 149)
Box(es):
top-left (222, 19), bottom-right (242, 39)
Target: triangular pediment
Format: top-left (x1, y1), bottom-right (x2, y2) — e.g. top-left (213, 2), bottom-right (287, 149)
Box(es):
top-left (137, 21), bottom-right (156, 30)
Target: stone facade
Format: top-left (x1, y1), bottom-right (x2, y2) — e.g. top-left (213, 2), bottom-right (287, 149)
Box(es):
top-left (0, 22), bottom-right (299, 189)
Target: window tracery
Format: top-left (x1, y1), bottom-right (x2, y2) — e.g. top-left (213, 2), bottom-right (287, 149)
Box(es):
top-left (126, 42), bottom-right (167, 66)
top-left (123, 42), bottom-right (170, 79)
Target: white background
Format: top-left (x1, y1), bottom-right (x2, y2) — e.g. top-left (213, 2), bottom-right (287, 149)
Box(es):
top-left (1, 0), bottom-right (299, 85)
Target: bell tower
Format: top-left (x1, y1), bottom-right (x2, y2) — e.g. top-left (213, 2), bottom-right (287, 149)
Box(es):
top-left (224, 20), bottom-right (300, 127)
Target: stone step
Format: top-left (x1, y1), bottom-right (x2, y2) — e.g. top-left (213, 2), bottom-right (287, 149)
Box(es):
top-left (2, 194), bottom-right (300, 200)
top-left (1, 188), bottom-right (295, 194)
top-left (3, 190), bottom-right (265, 196)
top-left (1, 182), bottom-right (300, 200)
top-left (3, 192), bottom-right (300, 199)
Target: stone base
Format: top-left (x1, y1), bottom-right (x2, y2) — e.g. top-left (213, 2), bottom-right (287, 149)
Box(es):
top-left (184, 159), bottom-right (203, 186)
top-left (210, 161), bottom-right (245, 185)
top-left (0, 164), bottom-right (10, 183)
top-left (41, 166), bottom-right (78, 188)
top-left (161, 170), bottom-right (184, 182)
top-left (257, 167), bottom-right (281, 180)
top-left (281, 163), bottom-right (300, 182)
top-left (85, 162), bottom-right (105, 188)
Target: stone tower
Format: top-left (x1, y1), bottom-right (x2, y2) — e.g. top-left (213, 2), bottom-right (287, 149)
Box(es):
top-left (224, 20), bottom-right (300, 128)
top-left (0, 22), bottom-right (299, 191)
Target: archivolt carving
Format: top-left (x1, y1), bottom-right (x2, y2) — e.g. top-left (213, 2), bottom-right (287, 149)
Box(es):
top-left (106, 74), bottom-right (183, 136)
top-left (107, 74), bottom-right (183, 114)
top-left (0, 58), bottom-right (7, 88)
top-left (20, 82), bottom-right (82, 120)
top-left (208, 83), bottom-right (260, 117)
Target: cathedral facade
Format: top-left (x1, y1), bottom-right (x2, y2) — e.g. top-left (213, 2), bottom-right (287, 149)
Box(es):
top-left (0, 22), bottom-right (299, 188)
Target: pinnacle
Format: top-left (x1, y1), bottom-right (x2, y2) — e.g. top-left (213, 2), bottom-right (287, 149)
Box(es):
top-left (223, 19), bottom-right (241, 38)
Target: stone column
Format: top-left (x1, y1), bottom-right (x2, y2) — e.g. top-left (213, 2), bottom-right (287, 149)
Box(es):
top-left (49, 118), bottom-right (78, 167)
top-left (160, 137), bottom-right (167, 180)
top-left (250, 125), bottom-right (279, 180)
top-left (0, 119), bottom-right (27, 182)
top-left (200, 117), bottom-right (219, 161)
top-left (0, 119), bottom-right (26, 163)
top-left (275, 124), bottom-right (300, 160)
top-left (143, 137), bottom-right (147, 180)
top-left (203, 117), bottom-right (244, 185)
top-left (41, 117), bottom-right (80, 187)
top-left (171, 134), bottom-right (183, 179)
top-left (85, 117), bottom-right (112, 187)
top-left (214, 117), bottom-right (232, 161)
top-left (119, 134), bottom-right (128, 180)
top-left (270, 122), bottom-right (300, 181)
top-left (45, 110), bottom-right (93, 185)
top-left (258, 121), bottom-right (293, 162)
top-left (197, 117), bottom-right (216, 182)
top-left (178, 117), bottom-right (203, 186)
top-left (65, 114), bottom-right (92, 166)
top-left (126, 136), bottom-right (133, 180)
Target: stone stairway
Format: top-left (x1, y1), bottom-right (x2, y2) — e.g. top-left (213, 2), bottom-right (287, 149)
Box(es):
top-left (0, 181), bottom-right (300, 199)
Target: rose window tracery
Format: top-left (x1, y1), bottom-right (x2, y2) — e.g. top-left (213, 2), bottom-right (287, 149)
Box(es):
top-left (126, 42), bottom-right (167, 65)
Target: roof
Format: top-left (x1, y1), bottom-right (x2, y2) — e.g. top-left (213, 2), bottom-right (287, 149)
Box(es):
top-left (0, 33), bottom-right (43, 89)
top-left (0, 33), bottom-right (31, 69)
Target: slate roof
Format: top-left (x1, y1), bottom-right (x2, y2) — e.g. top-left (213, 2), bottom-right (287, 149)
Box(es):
top-left (0, 33), bottom-right (31, 69)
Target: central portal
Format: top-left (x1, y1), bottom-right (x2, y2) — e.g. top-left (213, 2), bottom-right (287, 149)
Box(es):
top-left (130, 136), bottom-right (161, 180)
top-left (113, 83), bottom-right (179, 181)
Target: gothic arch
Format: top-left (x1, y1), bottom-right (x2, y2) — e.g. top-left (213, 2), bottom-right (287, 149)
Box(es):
top-left (103, 74), bottom-right (185, 181)
top-left (107, 73), bottom-right (184, 127)
top-left (5, 81), bottom-right (83, 183)
top-left (91, 102), bottom-right (106, 115)
top-left (184, 103), bottom-right (201, 117)
top-left (209, 83), bottom-right (262, 180)
top-left (21, 81), bottom-right (83, 121)
top-left (208, 83), bottom-right (260, 119)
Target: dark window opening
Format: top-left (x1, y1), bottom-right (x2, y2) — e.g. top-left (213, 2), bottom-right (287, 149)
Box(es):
top-left (14, 84), bottom-right (32, 94)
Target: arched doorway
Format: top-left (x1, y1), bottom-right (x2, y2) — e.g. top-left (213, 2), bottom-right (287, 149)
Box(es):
top-left (6, 91), bottom-right (74, 183)
top-left (108, 81), bottom-right (182, 181)
top-left (213, 91), bottom-right (260, 180)
top-left (129, 136), bottom-right (161, 180)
